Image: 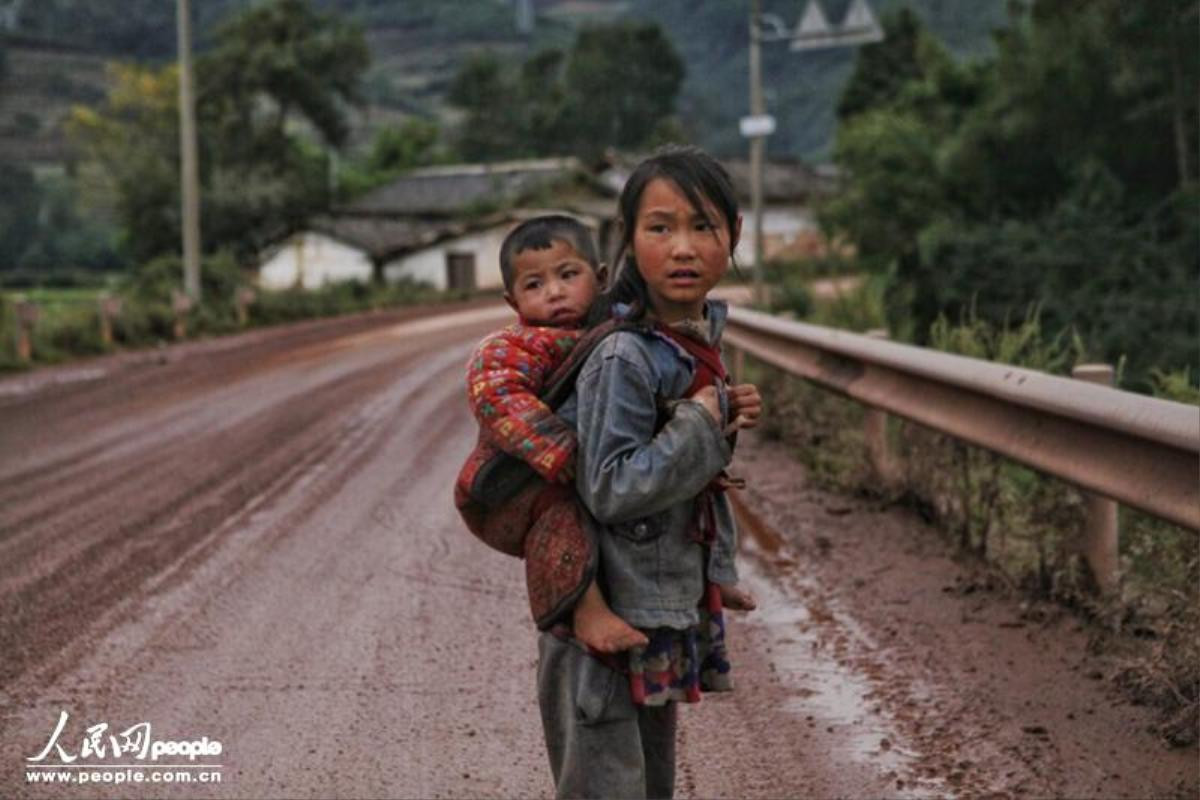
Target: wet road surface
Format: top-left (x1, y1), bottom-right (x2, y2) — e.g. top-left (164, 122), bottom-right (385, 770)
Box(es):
top-left (1, 302), bottom-right (1194, 799)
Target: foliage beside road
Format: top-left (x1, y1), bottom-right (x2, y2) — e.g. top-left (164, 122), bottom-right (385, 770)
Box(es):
top-left (0, 257), bottom-right (458, 372)
top-left (819, 2), bottom-right (1198, 391)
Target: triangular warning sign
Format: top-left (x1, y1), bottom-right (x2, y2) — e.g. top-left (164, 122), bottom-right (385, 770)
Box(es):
top-left (795, 0), bottom-right (833, 37)
top-left (841, 0), bottom-right (884, 41)
top-left (791, 0), bottom-right (838, 50)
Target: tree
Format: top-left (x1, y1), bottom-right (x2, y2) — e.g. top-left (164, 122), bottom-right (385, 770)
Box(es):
top-left (335, 120), bottom-right (443, 199)
top-left (69, 0), bottom-right (370, 263)
top-left (447, 21), bottom-right (685, 162)
top-left (365, 120), bottom-right (439, 174)
top-left (558, 23), bottom-right (684, 156)
top-left (837, 8), bottom-right (925, 121)
top-left (69, 64), bottom-right (181, 262)
top-left (0, 160), bottom-right (39, 270)
top-left (823, 0), bottom-right (1199, 387)
top-left (201, 0), bottom-right (369, 150)
top-left (820, 14), bottom-right (977, 273)
top-left (447, 52), bottom-right (528, 161)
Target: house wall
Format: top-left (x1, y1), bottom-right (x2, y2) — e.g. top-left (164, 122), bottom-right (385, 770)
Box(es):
top-left (733, 205), bottom-right (818, 266)
top-left (258, 233), bottom-right (374, 290)
top-left (383, 226), bottom-right (510, 291)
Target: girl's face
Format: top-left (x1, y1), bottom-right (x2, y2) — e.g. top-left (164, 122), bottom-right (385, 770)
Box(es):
top-left (631, 178), bottom-right (740, 323)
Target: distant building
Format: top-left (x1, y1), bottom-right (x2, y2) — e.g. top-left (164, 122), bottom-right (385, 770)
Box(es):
top-left (257, 214), bottom-right (522, 291)
top-left (256, 158), bottom-right (615, 291)
top-left (256, 153), bottom-right (836, 292)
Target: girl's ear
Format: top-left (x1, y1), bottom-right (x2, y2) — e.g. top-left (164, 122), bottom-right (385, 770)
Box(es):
top-left (730, 214), bottom-right (743, 253)
top-left (595, 263), bottom-right (610, 288)
top-left (503, 292), bottom-right (520, 314)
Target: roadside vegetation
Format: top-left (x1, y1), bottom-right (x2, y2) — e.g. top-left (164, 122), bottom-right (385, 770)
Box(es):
top-left (757, 1), bottom-right (1198, 746)
top-left (0, 255), bottom-right (460, 372)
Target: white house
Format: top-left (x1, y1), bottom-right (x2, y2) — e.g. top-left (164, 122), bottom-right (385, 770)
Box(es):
top-left (257, 158), bottom-right (615, 292)
top-left (258, 231), bottom-right (374, 290)
top-left (382, 223), bottom-right (510, 290)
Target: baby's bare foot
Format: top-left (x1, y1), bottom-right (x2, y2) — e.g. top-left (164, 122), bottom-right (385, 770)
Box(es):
top-left (719, 584), bottom-right (758, 612)
top-left (574, 605), bottom-right (649, 653)
top-left (573, 580), bottom-right (648, 653)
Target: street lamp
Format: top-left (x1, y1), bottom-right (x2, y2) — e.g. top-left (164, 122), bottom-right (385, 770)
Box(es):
top-left (743, 0), bottom-right (883, 306)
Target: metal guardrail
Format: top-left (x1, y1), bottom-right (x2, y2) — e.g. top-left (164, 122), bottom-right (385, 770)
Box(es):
top-left (723, 306), bottom-right (1200, 531)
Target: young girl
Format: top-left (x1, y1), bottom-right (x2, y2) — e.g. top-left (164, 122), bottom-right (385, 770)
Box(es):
top-left (537, 146), bottom-right (762, 799)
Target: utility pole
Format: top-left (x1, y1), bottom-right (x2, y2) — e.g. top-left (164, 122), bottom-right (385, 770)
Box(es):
top-left (748, 0), bottom-right (766, 307)
top-left (515, 0), bottom-right (534, 35)
top-left (177, 0), bottom-right (202, 302)
top-left (744, 0), bottom-right (883, 309)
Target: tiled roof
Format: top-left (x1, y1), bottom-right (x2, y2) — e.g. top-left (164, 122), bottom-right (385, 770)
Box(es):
top-left (348, 157), bottom-right (597, 216)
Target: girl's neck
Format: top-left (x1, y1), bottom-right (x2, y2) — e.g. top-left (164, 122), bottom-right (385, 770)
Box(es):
top-left (648, 299), bottom-right (706, 325)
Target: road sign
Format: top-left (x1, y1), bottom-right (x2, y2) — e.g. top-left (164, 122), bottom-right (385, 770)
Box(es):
top-left (739, 114), bottom-right (777, 138)
top-left (791, 0), bottom-right (883, 51)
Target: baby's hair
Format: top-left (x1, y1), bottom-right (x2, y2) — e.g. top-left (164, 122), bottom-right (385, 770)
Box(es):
top-left (592, 145), bottom-right (740, 323)
top-left (499, 215), bottom-right (600, 292)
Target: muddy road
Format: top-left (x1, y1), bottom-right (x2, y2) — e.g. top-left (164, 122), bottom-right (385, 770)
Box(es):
top-left (1, 302), bottom-right (1194, 799)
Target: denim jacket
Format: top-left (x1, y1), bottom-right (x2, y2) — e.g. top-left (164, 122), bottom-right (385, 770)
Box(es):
top-left (557, 300), bottom-right (739, 629)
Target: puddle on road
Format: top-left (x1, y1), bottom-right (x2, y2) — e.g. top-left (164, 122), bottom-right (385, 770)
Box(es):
top-left (734, 501), bottom-right (950, 799)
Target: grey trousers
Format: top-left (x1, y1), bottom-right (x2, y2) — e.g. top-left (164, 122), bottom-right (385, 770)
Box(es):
top-left (537, 632), bottom-right (678, 799)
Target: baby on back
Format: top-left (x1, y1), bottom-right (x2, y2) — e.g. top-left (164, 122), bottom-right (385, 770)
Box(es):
top-left (454, 215), bottom-right (647, 653)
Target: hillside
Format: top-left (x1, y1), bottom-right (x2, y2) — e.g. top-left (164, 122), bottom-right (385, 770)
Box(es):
top-left (0, 0), bottom-right (1008, 164)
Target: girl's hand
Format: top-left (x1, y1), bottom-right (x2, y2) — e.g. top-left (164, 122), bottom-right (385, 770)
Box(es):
top-left (727, 383), bottom-right (763, 431)
top-left (690, 385), bottom-right (722, 425)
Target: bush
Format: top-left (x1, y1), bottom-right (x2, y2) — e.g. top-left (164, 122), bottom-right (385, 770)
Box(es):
top-left (807, 272), bottom-right (889, 333)
top-left (26, 304), bottom-right (110, 363)
top-left (110, 299), bottom-right (175, 346)
top-left (123, 252), bottom-right (246, 305)
top-left (0, 293), bottom-right (22, 371)
top-left (247, 277), bottom-right (441, 325)
top-left (768, 273), bottom-right (812, 318)
top-left (0, 261), bottom-right (450, 370)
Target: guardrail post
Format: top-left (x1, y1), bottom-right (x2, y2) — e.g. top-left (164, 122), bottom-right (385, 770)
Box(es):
top-left (1072, 363), bottom-right (1121, 594)
top-left (864, 329), bottom-right (900, 487)
top-left (171, 290), bottom-right (193, 341)
top-left (14, 298), bottom-right (38, 363)
top-left (98, 294), bottom-right (123, 346)
top-left (234, 286), bottom-right (256, 326)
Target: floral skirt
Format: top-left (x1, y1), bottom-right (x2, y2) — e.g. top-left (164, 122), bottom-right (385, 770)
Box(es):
top-left (627, 582), bottom-right (733, 706)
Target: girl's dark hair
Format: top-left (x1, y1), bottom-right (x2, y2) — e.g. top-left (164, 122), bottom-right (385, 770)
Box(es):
top-left (589, 145), bottom-right (740, 324)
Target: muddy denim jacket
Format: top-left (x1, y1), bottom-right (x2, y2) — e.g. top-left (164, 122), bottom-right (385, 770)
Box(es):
top-left (556, 300), bottom-right (739, 629)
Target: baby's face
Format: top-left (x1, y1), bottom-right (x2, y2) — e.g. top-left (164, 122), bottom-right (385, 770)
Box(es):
top-left (505, 239), bottom-right (600, 327)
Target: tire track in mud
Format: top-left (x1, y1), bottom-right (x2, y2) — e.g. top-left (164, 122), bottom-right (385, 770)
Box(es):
top-left (0, 311), bottom-right (502, 695)
top-left (1, 305), bottom-right (545, 800)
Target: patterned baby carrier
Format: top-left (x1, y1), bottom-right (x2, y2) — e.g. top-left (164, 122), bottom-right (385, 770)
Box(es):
top-left (454, 317), bottom-right (644, 629)
top-left (454, 314), bottom-right (736, 630)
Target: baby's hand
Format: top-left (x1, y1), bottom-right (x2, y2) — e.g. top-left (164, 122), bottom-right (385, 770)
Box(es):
top-left (690, 385), bottom-right (722, 425)
top-left (726, 383), bottom-right (763, 431)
